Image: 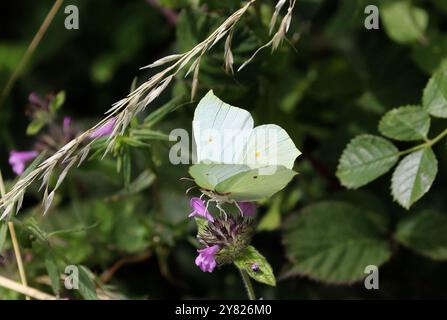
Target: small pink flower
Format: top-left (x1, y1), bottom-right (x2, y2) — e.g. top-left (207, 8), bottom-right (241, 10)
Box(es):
top-left (147, 0), bottom-right (178, 27)
top-left (63, 117), bottom-right (72, 133)
top-left (9, 150), bottom-right (38, 175)
top-left (63, 116), bottom-right (72, 138)
top-left (89, 118), bottom-right (116, 139)
top-left (188, 197), bottom-right (214, 222)
top-left (195, 245), bottom-right (220, 273)
top-left (28, 92), bottom-right (47, 109)
top-left (238, 202), bottom-right (256, 217)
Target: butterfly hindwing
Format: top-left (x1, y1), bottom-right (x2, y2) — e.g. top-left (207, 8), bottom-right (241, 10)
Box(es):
top-left (215, 165), bottom-right (297, 201)
top-left (239, 124), bottom-right (301, 169)
top-left (189, 163), bottom-right (250, 191)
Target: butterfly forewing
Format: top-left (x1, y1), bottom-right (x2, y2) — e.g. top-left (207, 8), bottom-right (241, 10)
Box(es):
top-left (193, 91), bottom-right (254, 164)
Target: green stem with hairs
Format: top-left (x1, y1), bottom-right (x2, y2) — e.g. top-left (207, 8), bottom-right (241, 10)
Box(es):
top-left (239, 268), bottom-right (256, 300)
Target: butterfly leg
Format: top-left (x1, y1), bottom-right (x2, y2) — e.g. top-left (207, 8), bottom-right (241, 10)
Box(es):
top-left (215, 202), bottom-right (228, 220)
top-left (233, 200), bottom-right (243, 217)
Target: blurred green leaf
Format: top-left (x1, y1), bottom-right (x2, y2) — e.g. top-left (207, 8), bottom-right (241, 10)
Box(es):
top-left (0, 222), bottom-right (7, 253)
top-left (337, 135), bottom-right (399, 188)
top-left (391, 148), bottom-right (438, 209)
top-left (49, 91), bottom-right (66, 114)
top-left (108, 170), bottom-right (156, 200)
top-left (234, 245), bottom-right (276, 286)
top-left (381, 1), bottom-right (428, 44)
top-left (78, 265), bottom-right (98, 300)
top-left (283, 202), bottom-right (391, 284)
top-left (395, 210), bottom-right (447, 260)
top-left (423, 68), bottom-right (447, 118)
top-left (257, 195), bottom-right (281, 232)
top-left (143, 96), bottom-right (186, 128)
top-left (411, 33), bottom-right (447, 74)
top-left (26, 119), bottom-right (46, 136)
top-left (378, 105), bottom-right (430, 141)
top-left (0, 42), bottom-right (26, 72)
top-left (45, 252), bottom-right (61, 296)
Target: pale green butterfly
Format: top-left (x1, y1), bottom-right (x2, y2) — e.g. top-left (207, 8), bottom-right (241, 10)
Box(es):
top-left (189, 90), bottom-right (301, 203)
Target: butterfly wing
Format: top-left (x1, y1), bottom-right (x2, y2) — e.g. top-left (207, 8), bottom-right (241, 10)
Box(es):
top-left (189, 163), bottom-right (251, 191)
top-left (239, 124), bottom-right (301, 170)
top-left (215, 165), bottom-right (297, 201)
top-left (193, 90), bottom-right (254, 164)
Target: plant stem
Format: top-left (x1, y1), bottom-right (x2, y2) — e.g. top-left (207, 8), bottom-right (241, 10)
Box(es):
top-left (239, 269), bottom-right (256, 300)
top-left (0, 170), bottom-right (30, 300)
top-left (0, 0), bottom-right (64, 107)
top-left (8, 222), bottom-right (30, 300)
top-left (399, 127), bottom-right (447, 156)
top-left (0, 275), bottom-right (56, 300)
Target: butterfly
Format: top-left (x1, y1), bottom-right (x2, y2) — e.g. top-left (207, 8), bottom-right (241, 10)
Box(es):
top-left (188, 90), bottom-right (301, 203)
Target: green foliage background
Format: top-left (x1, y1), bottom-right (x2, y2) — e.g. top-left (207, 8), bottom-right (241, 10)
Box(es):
top-left (1, 0), bottom-right (447, 299)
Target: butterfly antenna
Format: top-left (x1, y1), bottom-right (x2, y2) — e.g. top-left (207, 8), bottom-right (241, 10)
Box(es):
top-left (180, 177), bottom-right (194, 182)
top-left (185, 186), bottom-right (198, 194)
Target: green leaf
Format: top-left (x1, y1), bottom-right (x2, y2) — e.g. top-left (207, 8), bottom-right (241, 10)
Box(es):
top-left (381, 1), bottom-right (428, 44)
top-left (337, 135), bottom-right (399, 188)
top-left (234, 245), bottom-right (276, 286)
top-left (44, 253), bottom-right (61, 296)
top-left (395, 210), bottom-right (447, 260)
top-left (411, 33), bottom-right (447, 74)
top-left (257, 195), bottom-right (281, 232)
top-left (49, 91), bottom-right (66, 114)
top-left (283, 202), bottom-right (391, 284)
top-left (108, 170), bottom-right (156, 200)
top-left (423, 68), bottom-right (447, 118)
top-left (144, 96), bottom-right (186, 127)
top-left (391, 148), bottom-right (438, 209)
top-left (130, 129), bottom-right (170, 142)
top-left (0, 222), bottom-right (7, 253)
top-left (378, 105), bottom-right (430, 141)
top-left (26, 119), bottom-right (46, 136)
top-left (78, 265), bottom-right (98, 300)
top-left (194, 217), bottom-right (209, 234)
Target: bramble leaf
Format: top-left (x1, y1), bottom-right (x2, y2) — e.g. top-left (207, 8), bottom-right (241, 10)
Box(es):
top-left (378, 105), bottom-right (430, 141)
top-left (283, 202), bottom-right (391, 284)
top-left (391, 148), bottom-right (438, 209)
top-left (423, 68), bottom-right (447, 118)
top-left (395, 210), bottom-right (447, 260)
top-left (337, 135), bottom-right (399, 188)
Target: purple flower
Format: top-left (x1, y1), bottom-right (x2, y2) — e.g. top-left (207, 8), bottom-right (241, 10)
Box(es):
top-left (251, 263), bottom-right (259, 272)
top-left (9, 150), bottom-right (38, 175)
top-left (238, 202), bottom-right (256, 217)
top-left (89, 118), bottom-right (116, 139)
top-left (63, 117), bottom-right (72, 133)
top-left (189, 197), bottom-right (214, 222)
top-left (28, 92), bottom-right (47, 109)
top-left (195, 245), bottom-right (220, 273)
top-left (147, 0), bottom-right (178, 27)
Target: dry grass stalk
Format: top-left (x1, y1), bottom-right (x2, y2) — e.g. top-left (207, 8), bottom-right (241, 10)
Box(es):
top-left (0, 0), bottom-right (297, 219)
